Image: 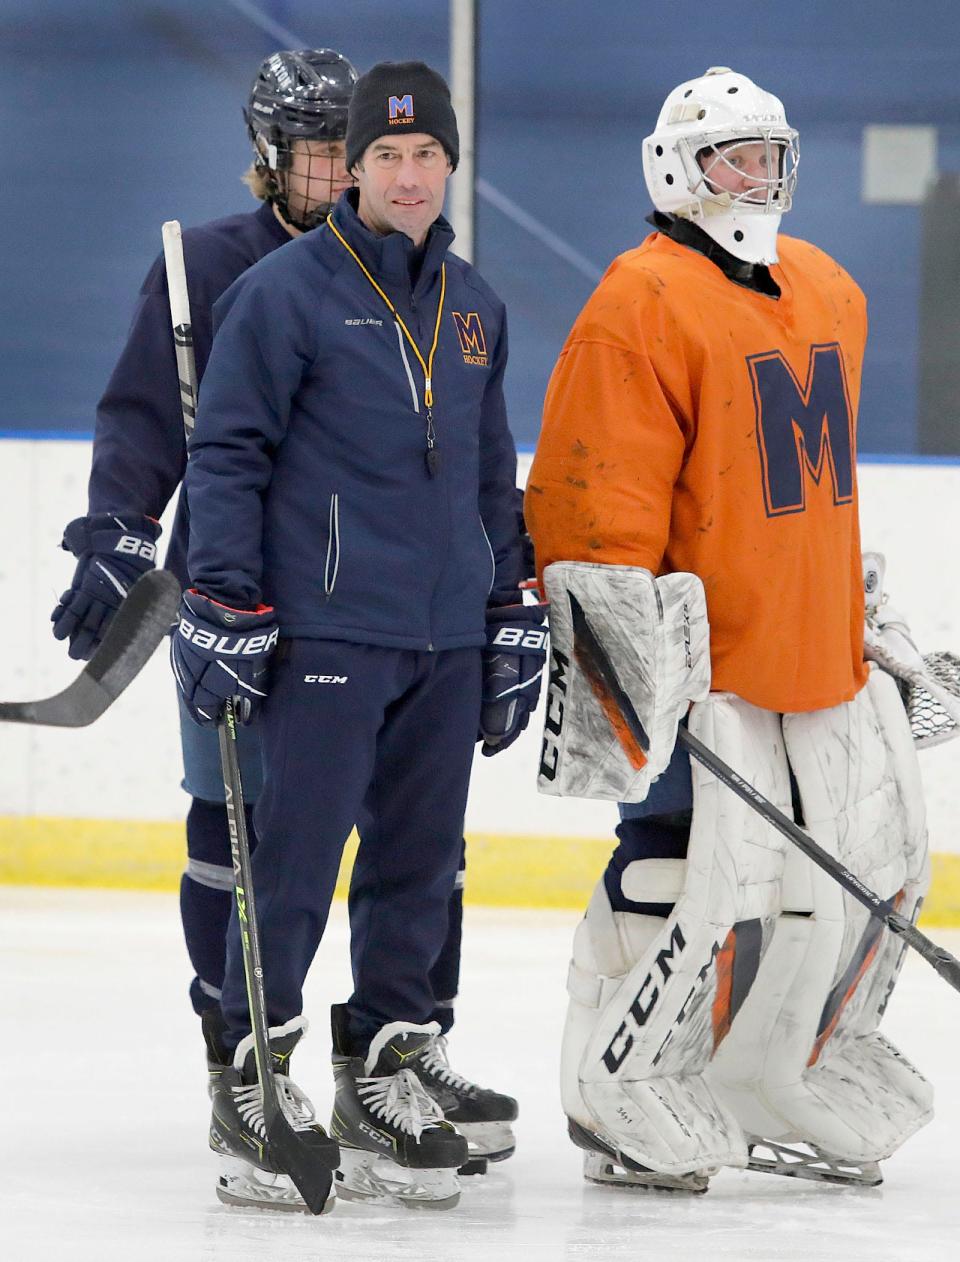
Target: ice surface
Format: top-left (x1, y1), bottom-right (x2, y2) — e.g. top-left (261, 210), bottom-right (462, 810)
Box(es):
top-left (3, 887), bottom-right (959, 1261)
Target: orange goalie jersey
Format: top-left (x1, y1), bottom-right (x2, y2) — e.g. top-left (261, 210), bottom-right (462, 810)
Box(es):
top-left (527, 230), bottom-right (870, 714)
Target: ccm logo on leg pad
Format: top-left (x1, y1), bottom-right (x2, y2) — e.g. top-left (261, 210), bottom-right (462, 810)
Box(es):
top-left (303, 675), bottom-right (349, 684)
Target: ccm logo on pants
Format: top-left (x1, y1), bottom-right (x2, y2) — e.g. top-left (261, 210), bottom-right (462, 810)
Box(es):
top-left (303, 675), bottom-right (349, 684)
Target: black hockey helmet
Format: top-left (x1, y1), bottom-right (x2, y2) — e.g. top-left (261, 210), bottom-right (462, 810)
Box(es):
top-left (244, 49), bottom-right (359, 229)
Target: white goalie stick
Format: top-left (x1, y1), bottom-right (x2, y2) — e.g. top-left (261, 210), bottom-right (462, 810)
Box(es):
top-left (0, 570), bottom-right (180, 727)
top-left (161, 222), bottom-right (334, 1214)
top-left (567, 591), bottom-right (960, 997)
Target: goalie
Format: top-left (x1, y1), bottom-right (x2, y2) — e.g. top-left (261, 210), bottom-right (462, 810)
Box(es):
top-left (526, 67), bottom-right (936, 1192)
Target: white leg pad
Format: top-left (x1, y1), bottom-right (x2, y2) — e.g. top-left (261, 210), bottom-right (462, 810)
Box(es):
top-left (563, 694), bottom-right (792, 1174)
top-left (708, 668), bottom-right (932, 1161)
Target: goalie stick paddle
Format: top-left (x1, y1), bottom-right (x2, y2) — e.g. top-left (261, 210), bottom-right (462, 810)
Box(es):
top-left (219, 700), bottom-right (335, 1215)
top-left (567, 590), bottom-right (960, 996)
top-left (0, 570), bottom-right (180, 727)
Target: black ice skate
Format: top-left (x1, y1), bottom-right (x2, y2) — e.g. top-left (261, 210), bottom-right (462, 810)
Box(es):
top-left (417, 1033), bottom-right (518, 1173)
top-left (209, 1015), bottom-right (340, 1212)
top-left (747, 1137), bottom-right (883, 1187)
top-left (329, 1005), bottom-right (468, 1209)
top-left (568, 1119), bottom-right (712, 1194)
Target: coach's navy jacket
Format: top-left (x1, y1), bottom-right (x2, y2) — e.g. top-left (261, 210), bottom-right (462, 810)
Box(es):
top-left (185, 189), bottom-right (521, 649)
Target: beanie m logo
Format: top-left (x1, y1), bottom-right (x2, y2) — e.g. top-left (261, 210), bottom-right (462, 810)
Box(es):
top-left (388, 93), bottom-right (414, 123)
top-left (452, 312), bottom-right (488, 366)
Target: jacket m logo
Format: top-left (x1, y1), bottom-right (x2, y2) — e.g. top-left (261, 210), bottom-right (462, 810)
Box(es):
top-left (748, 343), bottom-right (854, 517)
top-left (452, 311), bottom-right (489, 366)
top-left (388, 94), bottom-right (414, 122)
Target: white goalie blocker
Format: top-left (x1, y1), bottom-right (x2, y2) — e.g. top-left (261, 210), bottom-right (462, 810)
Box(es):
top-left (543, 562), bottom-right (932, 1183)
top-left (538, 562), bottom-right (711, 801)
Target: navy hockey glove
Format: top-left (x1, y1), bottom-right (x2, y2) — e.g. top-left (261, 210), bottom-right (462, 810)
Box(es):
top-left (51, 514), bottom-right (162, 660)
top-left (479, 602), bottom-right (549, 757)
top-left (171, 589), bottom-right (278, 728)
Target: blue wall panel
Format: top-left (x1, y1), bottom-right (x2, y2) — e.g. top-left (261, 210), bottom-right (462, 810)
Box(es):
top-left (1, 1), bottom-right (957, 453)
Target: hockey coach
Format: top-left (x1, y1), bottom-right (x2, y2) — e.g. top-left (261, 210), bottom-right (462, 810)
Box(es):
top-left (172, 62), bottom-right (545, 1208)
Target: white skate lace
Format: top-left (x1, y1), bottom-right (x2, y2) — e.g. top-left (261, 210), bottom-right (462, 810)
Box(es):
top-left (356, 1067), bottom-right (445, 1140)
top-left (232, 1076), bottom-right (317, 1138)
top-left (418, 1035), bottom-right (480, 1095)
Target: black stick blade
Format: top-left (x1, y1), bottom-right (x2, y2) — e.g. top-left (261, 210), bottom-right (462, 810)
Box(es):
top-left (264, 1113), bottom-right (336, 1215)
top-left (0, 570), bottom-right (180, 727)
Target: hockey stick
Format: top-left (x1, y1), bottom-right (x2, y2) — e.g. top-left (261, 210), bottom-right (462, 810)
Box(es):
top-left (0, 570), bottom-right (179, 727)
top-left (161, 220), bottom-right (198, 442)
top-left (163, 223), bottom-right (332, 1213)
top-left (219, 700), bottom-right (333, 1214)
top-left (567, 591), bottom-right (960, 995)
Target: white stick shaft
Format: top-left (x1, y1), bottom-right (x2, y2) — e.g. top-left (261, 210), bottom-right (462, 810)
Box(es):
top-left (449, 0), bottom-right (476, 262)
top-left (161, 219), bottom-right (198, 441)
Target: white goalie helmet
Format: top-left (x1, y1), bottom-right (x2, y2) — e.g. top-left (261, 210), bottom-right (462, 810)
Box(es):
top-left (642, 66), bottom-right (799, 265)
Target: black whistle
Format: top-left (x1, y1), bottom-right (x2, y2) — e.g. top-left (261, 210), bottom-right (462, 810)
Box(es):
top-left (425, 447), bottom-right (441, 477)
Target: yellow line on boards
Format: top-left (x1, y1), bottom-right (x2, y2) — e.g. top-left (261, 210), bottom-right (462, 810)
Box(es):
top-left (2, 815), bottom-right (960, 925)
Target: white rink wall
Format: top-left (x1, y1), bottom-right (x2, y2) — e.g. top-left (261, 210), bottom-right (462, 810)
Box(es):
top-left (1, 439), bottom-right (958, 853)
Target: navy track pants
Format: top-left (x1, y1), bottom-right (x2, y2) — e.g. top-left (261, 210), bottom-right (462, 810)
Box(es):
top-left (220, 639), bottom-right (482, 1055)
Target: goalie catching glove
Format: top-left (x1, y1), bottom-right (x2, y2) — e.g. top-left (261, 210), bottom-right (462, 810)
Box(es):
top-left (51, 513), bottom-right (161, 661)
top-left (171, 589), bottom-right (278, 727)
top-left (479, 602), bottom-right (548, 756)
top-left (862, 550), bottom-right (960, 748)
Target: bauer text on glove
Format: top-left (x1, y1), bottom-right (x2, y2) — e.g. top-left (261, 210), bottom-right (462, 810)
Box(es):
top-left (51, 513), bottom-right (161, 661)
top-left (479, 602), bottom-right (548, 756)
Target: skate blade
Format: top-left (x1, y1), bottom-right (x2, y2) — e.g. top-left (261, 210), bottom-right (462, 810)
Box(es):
top-left (582, 1151), bottom-right (709, 1194)
top-left (456, 1120), bottom-right (516, 1164)
top-left (747, 1140), bottom-right (883, 1188)
top-left (215, 1154), bottom-right (335, 1214)
top-left (334, 1148), bottom-right (460, 1209)
top-left (458, 1156), bottom-right (489, 1176)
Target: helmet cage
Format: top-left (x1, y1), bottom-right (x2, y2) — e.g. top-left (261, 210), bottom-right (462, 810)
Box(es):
top-left (244, 49), bottom-right (356, 231)
top-left (249, 131), bottom-right (354, 231)
top-left (676, 126), bottom-right (799, 218)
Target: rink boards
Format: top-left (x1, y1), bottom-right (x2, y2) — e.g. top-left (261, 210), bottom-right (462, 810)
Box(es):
top-left (2, 439), bottom-right (960, 921)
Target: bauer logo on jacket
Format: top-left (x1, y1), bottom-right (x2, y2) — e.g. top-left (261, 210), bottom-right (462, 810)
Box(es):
top-left (388, 94), bottom-right (414, 123)
top-left (452, 311), bottom-right (488, 366)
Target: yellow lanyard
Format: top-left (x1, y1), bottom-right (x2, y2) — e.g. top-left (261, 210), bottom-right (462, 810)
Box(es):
top-left (326, 214), bottom-right (446, 411)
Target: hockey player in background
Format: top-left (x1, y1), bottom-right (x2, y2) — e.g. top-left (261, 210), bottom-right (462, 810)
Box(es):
top-left (527, 67), bottom-right (931, 1193)
top-left (50, 50), bottom-right (521, 1197)
top-left (172, 61), bottom-right (544, 1210)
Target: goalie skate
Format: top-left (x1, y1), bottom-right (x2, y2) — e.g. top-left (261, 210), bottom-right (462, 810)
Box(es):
top-left (747, 1138), bottom-right (882, 1187)
top-left (417, 1034), bottom-right (518, 1169)
top-left (569, 1120), bottom-right (711, 1194)
top-left (329, 1005), bottom-right (468, 1209)
top-left (209, 1016), bottom-right (339, 1213)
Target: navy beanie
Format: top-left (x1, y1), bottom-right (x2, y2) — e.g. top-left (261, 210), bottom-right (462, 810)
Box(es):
top-left (346, 61), bottom-right (459, 173)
